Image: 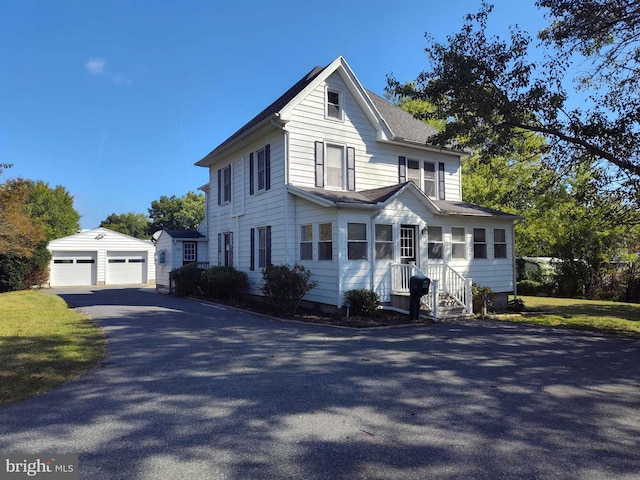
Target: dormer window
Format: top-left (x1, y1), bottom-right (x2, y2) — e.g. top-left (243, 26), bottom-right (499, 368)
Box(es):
top-left (326, 89), bottom-right (342, 120)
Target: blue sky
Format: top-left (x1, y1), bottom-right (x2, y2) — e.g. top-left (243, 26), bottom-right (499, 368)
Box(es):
top-left (0, 0), bottom-right (547, 230)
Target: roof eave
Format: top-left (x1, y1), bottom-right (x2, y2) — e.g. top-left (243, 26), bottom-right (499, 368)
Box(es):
top-left (383, 138), bottom-right (467, 157)
top-left (195, 113), bottom-right (285, 167)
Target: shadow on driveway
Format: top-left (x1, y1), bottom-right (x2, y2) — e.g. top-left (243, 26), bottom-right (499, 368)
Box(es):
top-left (1, 287), bottom-right (639, 479)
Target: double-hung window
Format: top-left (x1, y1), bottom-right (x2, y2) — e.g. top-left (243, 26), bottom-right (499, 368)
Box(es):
top-left (326, 89), bottom-right (342, 120)
top-left (423, 163), bottom-right (436, 197)
top-left (326, 144), bottom-right (344, 189)
top-left (318, 223), bottom-right (333, 261)
top-left (494, 228), bottom-right (507, 258)
top-left (347, 223), bottom-right (368, 260)
top-left (300, 225), bottom-right (313, 261)
top-left (473, 228), bottom-right (487, 259)
top-left (451, 227), bottom-right (467, 259)
top-left (427, 226), bottom-right (443, 259)
top-left (315, 142), bottom-right (356, 191)
top-left (218, 165), bottom-right (232, 204)
top-left (375, 224), bottom-right (393, 260)
top-left (407, 159), bottom-right (420, 186)
top-left (398, 157), bottom-right (443, 199)
top-left (217, 232), bottom-right (233, 266)
top-left (249, 145), bottom-right (270, 194)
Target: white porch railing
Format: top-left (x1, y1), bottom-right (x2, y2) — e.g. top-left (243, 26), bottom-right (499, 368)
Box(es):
top-left (426, 264), bottom-right (473, 314)
top-left (390, 262), bottom-right (473, 317)
top-left (389, 263), bottom-right (439, 317)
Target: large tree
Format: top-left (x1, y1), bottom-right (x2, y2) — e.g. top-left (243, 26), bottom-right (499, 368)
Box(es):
top-left (387, 0), bottom-right (640, 212)
top-left (148, 191), bottom-right (205, 234)
top-left (100, 212), bottom-right (151, 239)
top-left (0, 180), bottom-right (45, 258)
top-left (22, 180), bottom-right (81, 241)
top-left (0, 179), bottom-right (50, 292)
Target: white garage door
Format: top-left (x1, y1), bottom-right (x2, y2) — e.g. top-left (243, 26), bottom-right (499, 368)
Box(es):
top-left (50, 253), bottom-right (97, 287)
top-left (106, 252), bottom-right (146, 285)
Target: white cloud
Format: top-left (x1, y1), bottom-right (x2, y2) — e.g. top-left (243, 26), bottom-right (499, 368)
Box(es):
top-left (85, 58), bottom-right (107, 75)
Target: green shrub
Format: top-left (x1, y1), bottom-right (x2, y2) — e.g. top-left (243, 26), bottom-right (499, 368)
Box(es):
top-left (472, 284), bottom-right (495, 314)
top-left (202, 266), bottom-right (248, 301)
top-left (0, 243), bottom-right (50, 292)
top-left (517, 280), bottom-right (555, 296)
top-left (517, 280), bottom-right (542, 296)
top-left (171, 263), bottom-right (202, 297)
top-left (343, 289), bottom-right (380, 317)
top-left (261, 263), bottom-right (318, 316)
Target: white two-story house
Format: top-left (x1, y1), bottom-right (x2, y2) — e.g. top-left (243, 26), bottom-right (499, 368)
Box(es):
top-left (193, 56), bottom-right (517, 315)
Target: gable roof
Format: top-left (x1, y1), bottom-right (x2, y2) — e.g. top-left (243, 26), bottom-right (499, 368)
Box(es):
top-left (48, 227), bottom-right (154, 248)
top-left (164, 230), bottom-right (206, 239)
top-left (365, 89), bottom-right (440, 144)
top-left (196, 57), bottom-right (462, 167)
top-left (288, 182), bottom-right (517, 218)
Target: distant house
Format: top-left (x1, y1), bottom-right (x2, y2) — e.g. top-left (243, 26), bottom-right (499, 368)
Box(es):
top-left (166, 56), bottom-right (517, 316)
top-left (154, 228), bottom-right (208, 292)
top-left (47, 227), bottom-right (155, 287)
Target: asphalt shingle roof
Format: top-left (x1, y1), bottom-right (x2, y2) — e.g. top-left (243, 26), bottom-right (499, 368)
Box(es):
top-left (365, 89), bottom-right (440, 143)
top-left (165, 230), bottom-right (206, 239)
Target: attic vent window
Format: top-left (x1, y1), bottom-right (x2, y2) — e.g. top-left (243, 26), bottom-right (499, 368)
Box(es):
top-left (327, 89), bottom-right (342, 120)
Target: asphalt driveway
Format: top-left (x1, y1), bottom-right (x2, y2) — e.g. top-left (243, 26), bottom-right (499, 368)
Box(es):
top-left (1, 287), bottom-right (639, 479)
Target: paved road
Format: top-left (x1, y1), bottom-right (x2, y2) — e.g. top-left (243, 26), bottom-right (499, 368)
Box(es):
top-left (1, 287), bottom-right (639, 479)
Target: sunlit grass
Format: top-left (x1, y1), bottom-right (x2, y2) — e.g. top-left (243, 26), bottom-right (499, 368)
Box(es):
top-left (0, 290), bottom-right (104, 407)
top-left (496, 295), bottom-right (640, 337)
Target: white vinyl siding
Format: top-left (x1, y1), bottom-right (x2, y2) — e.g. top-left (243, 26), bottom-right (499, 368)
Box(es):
top-left (48, 228), bottom-right (155, 287)
top-left (286, 72), bottom-right (463, 201)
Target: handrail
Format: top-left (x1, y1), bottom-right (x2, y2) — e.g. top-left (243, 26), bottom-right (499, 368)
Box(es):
top-left (389, 263), bottom-right (435, 313)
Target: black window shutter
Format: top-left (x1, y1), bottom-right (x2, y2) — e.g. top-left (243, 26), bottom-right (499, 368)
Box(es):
top-left (266, 225), bottom-right (272, 266)
top-left (228, 232), bottom-right (233, 266)
top-left (249, 152), bottom-right (254, 195)
top-left (438, 162), bottom-right (446, 200)
top-left (347, 147), bottom-right (356, 191)
top-left (265, 144), bottom-right (271, 190)
top-left (398, 156), bottom-right (406, 183)
top-left (250, 228), bottom-right (255, 271)
top-left (315, 141), bottom-right (324, 188)
top-left (217, 169), bottom-right (222, 205)
top-left (217, 233), bottom-right (221, 265)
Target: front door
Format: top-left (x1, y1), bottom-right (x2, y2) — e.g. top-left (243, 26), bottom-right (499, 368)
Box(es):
top-left (400, 225), bottom-right (417, 264)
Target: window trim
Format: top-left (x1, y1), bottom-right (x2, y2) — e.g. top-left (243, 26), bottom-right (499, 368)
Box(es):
top-left (375, 224), bottom-right (394, 260)
top-left (218, 164), bottom-right (232, 205)
top-left (406, 158), bottom-right (437, 198)
top-left (183, 241), bottom-right (197, 264)
top-left (300, 224), bottom-right (313, 261)
top-left (451, 227), bottom-right (467, 260)
top-left (318, 222), bottom-right (333, 261)
top-left (325, 87), bottom-right (343, 121)
top-left (427, 226), bottom-right (444, 260)
top-left (325, 143), bottom-right (345, 190)
top-left (256, 226), bottom-right (272, 268)
top-left (347, 222), bottom-right (368, 261)
top-left (473, 228), bottom-right (488, 259)
top-left (494, 228), bottom-right (508, 259)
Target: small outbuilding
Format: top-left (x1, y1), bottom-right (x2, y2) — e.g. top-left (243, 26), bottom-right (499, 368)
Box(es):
top-left (47, 227), bottom-right (156, 287)
top-left (153, 229), bottom-right (208, 292)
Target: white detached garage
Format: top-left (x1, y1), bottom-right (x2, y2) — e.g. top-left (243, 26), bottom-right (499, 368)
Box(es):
top-left (47, 227), bottom-right (156, 287)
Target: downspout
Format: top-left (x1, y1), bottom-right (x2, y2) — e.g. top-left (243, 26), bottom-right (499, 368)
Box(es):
top-left (271, 117), bottom-right (291, 264)
top-left (369, 207), bottom-right (383, 292)
top-left (512, 219), bottom-right (520, 300)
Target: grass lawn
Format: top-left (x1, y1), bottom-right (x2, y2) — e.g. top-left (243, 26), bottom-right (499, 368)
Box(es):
top-left (0, 290), bottom-right (104, 407)
top-left (497, 295), bottom-right (640, 338)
